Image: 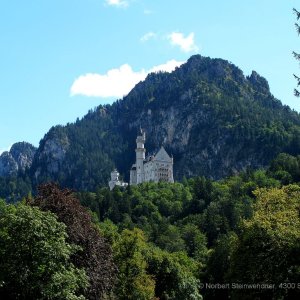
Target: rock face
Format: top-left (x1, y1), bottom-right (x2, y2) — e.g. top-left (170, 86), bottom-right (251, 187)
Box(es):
top-left (32, 126), bottom-right (70, 180)
top-left (0, 142), bottom-right (36, 176)
top-left (247, 71), bottom-right (270, 94)
top-left (10, 142), bottom-right (37, 172)
top-left (22, 55), bottom-right (300, 190)
top-left (0, 152), bottom-right (18, 176)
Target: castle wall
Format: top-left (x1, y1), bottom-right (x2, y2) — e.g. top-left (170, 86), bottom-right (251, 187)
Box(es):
top-left (130, 169), bottom-right (137, 185)
top-left (144, 159), bottom-right (174, 183)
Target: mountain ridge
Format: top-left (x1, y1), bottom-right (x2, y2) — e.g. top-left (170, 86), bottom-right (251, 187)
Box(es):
top-left (3, 55), bottom-right (300, 193)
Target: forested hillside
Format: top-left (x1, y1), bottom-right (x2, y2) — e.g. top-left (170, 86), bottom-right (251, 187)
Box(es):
top-left (67, 152), bottom-right (300, 299)
top-left (27, 55), bottom-right (300, 191)
top-left (1, 153), bottom-right (299, 299)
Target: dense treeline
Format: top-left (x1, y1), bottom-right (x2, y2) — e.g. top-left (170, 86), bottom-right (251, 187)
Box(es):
top-left (0, 153), bottom-right (300, 299)
top-left (0, 172), bottom-right (32, 203)
top-left (77, 152), bottom-right (300, 299)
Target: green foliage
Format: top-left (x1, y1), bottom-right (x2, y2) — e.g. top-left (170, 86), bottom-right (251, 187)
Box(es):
top-left (204, 232), bottom-right (238, 299)
top-left (30, 183), bottom-right (117, 300)
top-left (229, 185), bottom-right (300, 299)
top-left (113, 228), bottom-right (156, 300)
top-left (0, 174), bottom-right (32, 203)
top-left (0, 200), bottom-right (88, 300)
top-left (2, 151), bottom-right (300, 299)
top-left (181, 223), bottom-right (208, 261)
top-left (293, 8), bottom-right (300, 96)
top-left (79, 155), bottom-right (300, 299)
top-left (146, 247), bottom-right (202, 300)
top-left (79, 182), bottom-right (208, 253)
top-left (269, 152), bottom-right (300, 183)
top-left (98, 220), bottom-right (203, 300)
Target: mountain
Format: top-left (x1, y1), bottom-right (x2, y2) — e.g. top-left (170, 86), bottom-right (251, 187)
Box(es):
top-left (9, 55), bottom-right (300, 192)
top-left (0, 142), bottom-right (36, 176)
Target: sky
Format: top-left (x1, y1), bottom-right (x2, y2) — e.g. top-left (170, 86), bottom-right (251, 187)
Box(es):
top-left (0, 0), bottom-right (299, 153)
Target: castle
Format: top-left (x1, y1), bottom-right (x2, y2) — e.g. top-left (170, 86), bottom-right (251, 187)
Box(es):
top-left (130, 129), bottom-right (174, 185)
top-left (109, 129), bottom-right (174, 190)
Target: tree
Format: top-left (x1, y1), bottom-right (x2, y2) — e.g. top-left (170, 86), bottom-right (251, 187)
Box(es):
top-left (229, 185), bottom-right (300, 299)
top-left (146, 247), bottom-right (202, 300)
top-left (0, 200), bottom-right (88, 300)
top-left (269, 153), bottom-right (300, 183)
top-left (205, 232), bottom-right (238, 300)
top-left (156, 224), bottom-right (186, 252)
top-left (293, 8), bottom-right (300, 96)
top-left (29, 183), bottom-right (117, 300)
top-left (113, 228), bottom-right (156, 300)
top-left (181, 223), bottom-right (208, 262)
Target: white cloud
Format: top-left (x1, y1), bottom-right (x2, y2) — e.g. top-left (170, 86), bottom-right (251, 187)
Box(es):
top-left (140, 32), bottom-right (156, 42)
top-left (71, 65), bottom-right (146, 98)
top-left (168, 32), bottom-right (199, 53)
top-left (105, 0), bottom-right (128, 8)
top-left (149, 59), bottom-right (184, 73)
top-left (70, 60), bottom-right (184, 98)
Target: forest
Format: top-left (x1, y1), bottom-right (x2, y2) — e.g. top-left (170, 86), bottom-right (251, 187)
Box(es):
top-left (1, 152), bottom-right (299, 299)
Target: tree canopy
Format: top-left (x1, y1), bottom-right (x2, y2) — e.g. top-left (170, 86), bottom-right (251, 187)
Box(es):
top-left (0, 200), bottom-right (88, 300)
top-left (29, 183), bottom-right (117, 300)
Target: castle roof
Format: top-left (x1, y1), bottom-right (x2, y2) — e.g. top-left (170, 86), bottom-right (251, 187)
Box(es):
top-left (154, 146), bottom-right (172, 163)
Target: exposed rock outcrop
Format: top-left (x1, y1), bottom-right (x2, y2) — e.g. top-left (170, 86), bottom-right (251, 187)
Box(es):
top-left (0, 152), bottom-right (18, 176)
top-left (0, 142), bottom-right (36, 176)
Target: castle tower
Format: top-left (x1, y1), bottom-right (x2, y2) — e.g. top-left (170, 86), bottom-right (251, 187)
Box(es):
top-left (135, 129), bottom-right (146, 184)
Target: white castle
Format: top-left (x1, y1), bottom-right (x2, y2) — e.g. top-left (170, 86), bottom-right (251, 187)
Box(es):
top-left (130, 129), bottom-right (174, 185)
top-left (109, 129), bottom-right (174, 190)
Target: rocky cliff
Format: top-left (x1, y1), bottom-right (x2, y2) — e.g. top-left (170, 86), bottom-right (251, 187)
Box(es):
top-left (0, 142), bottom-right (36, 176)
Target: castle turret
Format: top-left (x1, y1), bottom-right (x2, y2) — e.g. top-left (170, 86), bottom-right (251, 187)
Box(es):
top-left (135, 129), bottom-right (146, 184)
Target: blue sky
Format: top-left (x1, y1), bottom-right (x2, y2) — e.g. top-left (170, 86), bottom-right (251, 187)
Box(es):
top-left (0, 0), bottom-right (299, 153)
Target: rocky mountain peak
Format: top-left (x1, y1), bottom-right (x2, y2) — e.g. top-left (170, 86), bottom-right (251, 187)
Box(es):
top-left (0, 142), bottom-right (37, 176)
top-left (247, 70), bottom-right (270, 93)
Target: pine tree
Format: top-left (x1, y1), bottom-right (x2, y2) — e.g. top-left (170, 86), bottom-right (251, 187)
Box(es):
top-left (293, 8), bottom-right (300, 96)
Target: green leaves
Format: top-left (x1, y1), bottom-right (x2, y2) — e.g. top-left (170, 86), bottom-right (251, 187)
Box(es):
top-left (31, 183), bottom-right (117, 299)
top-left (250, 185), bottom-right (300, 246)
top-left (113, 228), bottom-right (156, 300)
top-left (146, 247), bottom-right (202, 300)
top-left (229, 185), bottom-right (300, 299)
top-left (294, 9), bottom-right (300, 96)
top-left (0, 200), bottom-right (88, 299)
